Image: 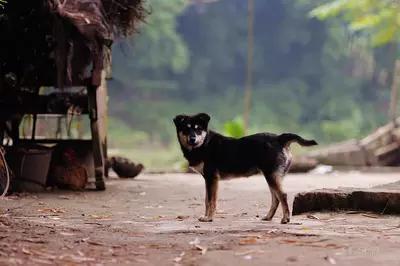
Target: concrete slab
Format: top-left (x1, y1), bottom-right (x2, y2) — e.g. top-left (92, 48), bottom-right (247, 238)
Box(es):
top-left (293, 188), bottom-right (400, 215)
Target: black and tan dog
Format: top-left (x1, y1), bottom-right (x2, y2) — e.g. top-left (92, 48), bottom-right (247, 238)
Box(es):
top-left (173, 113), bottom-right (317, 224)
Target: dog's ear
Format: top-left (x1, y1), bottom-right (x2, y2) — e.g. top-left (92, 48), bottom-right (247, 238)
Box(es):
top-left (173, 114), bottom-right (186, 127)
top-left (197, 113), bottom-right (210, 125)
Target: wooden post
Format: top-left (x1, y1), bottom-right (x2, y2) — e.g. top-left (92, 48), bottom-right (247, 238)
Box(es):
top-left (243, 0), bottom-right (254, 133)
top-left (97, 69), bottom-right (108, 177)
top-left (101, 48), bottom-right (111, 177)
top-left (87, 46), bottom-right (109, 190)
top-left (88, 85), bottom-right (106, 190)
top-left (31, 114), bottom-right (37, 140)
top-left (389, 59), bottom-right (400, 123)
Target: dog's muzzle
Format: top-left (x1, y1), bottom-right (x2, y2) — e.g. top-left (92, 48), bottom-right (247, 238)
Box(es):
top-left (188, 134), bottom-right (197, 145)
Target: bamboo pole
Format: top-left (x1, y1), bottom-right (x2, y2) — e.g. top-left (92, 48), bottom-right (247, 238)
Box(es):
top-left (243, 0), bottom-right (254, 133)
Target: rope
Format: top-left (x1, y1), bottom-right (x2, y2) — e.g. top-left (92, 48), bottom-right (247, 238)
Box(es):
top-left (0, 147), bottom-right (10, 198)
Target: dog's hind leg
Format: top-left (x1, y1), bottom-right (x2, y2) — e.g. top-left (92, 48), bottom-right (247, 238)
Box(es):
top-left (262, 174), bottom-right (280, 221)
top-left (263, 172), bottom-right (290, 224)
top-left (199, 176), bottom-right (218, 222)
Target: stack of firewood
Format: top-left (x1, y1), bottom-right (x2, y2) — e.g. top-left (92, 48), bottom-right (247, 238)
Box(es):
top-left (309, 117), bottom-right (400, 167)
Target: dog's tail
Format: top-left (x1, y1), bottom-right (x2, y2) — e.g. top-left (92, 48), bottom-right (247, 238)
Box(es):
top-left (278, 133), bottom-right (318, 147)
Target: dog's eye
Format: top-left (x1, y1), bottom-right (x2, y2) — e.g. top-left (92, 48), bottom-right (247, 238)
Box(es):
top-left (194, 125), bottom-right (199, 129)
top-left (187, 124), bottom-right (191, 128)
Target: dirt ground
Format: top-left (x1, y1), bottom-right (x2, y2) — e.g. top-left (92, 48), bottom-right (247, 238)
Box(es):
top-left (1, 172), bottom-right (400, 266)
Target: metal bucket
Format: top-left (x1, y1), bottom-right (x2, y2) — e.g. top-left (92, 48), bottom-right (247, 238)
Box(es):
top-left (7, 145), bottom-right (52, 186)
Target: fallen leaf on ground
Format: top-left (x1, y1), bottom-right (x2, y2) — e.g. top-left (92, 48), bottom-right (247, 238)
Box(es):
top-left (88, 214), bottom-right (111, 219)
top-left (243, 255), bottom-right (252, 260)
top-left (286, 256), bottom-right (298, 262)
top-left (173, 257), bottom-right (182, 263)
top-left (195, 244), bottom-right (207, 255)
top-left (176, 215), bottom-right (189, 220)
top-left (23, 238), bottom-right (48, 244)
top-left (324, 256), bottom-right (336, 265)
top-left (324, 243), bottom-right (343, 249)
top-left (280, 239), bottom-right (298, 244)
top-left (345, 211), bottom-right (363, 214)
top-left (84, 222), bottom-right (102, 225)
top-left (59, 232), bottom-right (75, 236)
top-left (7, 196), bottom-right (20, 200)
top-left (32, 250), bottom-right (56, 260)
top-left (58, 254), bottom-right (95, 263)
top-left (78, 237), bottom-right (90, 243)
top-left (362, 214), bottom-right (380, 219)
top-left (173, 251), bottom-right (185, 263)
top-left (139, 192), bottom-right (146, 196)
top-left (58, 196), bottom-right (70, 200)
top-left (22, 248), bottom-right (32, 255)
top-left (37, 208), bottom-right (65, 214)
top-left (306, 214), bottom-right (320, 220)
top-left (87, 240), bottom-right (104, 246)
top-left (239, 237), bottom-right (258, 245)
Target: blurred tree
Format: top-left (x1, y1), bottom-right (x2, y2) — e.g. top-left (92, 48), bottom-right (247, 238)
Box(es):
top-left (310, 0), bottom-right (400, 46)
top-left (112, 0), bottom-right (189, 92)
top-left (311, 0), bottom-right (400, 120)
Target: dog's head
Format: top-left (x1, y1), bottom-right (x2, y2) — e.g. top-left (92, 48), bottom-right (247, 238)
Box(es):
top-left (173, 113), bottom-right (210, 150)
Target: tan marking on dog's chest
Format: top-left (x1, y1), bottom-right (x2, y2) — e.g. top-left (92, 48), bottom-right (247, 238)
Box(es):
top-left (190, 162), bottom-right (204, 175)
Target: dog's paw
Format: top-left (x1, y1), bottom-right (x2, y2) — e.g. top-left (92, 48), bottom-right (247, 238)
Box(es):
top-left (198, 216), bottom-right (213, 222)
top-left (261, 215), bottom-right (273, 221)
top-left (280, 217), bottom-right (290, 224)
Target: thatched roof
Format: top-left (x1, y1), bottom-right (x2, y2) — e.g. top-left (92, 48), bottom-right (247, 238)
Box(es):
top-left (0, 0), bottom-right (147, 90)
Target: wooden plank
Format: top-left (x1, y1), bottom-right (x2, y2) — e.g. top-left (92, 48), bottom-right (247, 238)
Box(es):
top-left (374, 142), bottom-right (400, 166)
top-left (0, 94), bottom-right (89, 115)
top-left (88, 85), bottom-right (106, 191)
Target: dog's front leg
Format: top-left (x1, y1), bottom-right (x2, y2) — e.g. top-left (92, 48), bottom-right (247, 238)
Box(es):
top-left (199, 174), bottom-right (218, 222)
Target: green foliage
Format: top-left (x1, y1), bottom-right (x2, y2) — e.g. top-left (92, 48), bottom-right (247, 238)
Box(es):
top-left (0, 0), bottom-right (6, 9)
top-left (320, 108), bottom-right (363, 142)
top-left (108, 118), bottom-right (150, 147)
top-left (223, 117), bottom-right (245, 138)
top-left (310, 0), bottom-right (400, 46)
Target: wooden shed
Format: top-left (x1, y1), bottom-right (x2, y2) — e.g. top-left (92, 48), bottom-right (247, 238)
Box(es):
top-left (0, 0), bottom-right (146, 190)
